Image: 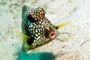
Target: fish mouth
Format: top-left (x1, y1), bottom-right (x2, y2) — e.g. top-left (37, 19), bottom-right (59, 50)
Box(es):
top-left (49, 31), bottom-right (55, 39)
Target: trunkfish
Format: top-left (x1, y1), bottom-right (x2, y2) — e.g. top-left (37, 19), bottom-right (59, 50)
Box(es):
top-left (21, 5), bottom-right (70, 51)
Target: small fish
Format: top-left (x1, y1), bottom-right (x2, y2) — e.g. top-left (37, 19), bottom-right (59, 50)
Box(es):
top-left (21, 5), bottom-right (70, 51)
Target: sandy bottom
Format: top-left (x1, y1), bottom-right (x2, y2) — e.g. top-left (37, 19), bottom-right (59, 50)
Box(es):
top-left (0, 0), bottom-right (90, 60)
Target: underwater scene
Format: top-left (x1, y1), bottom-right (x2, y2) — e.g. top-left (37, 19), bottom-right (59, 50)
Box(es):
top-left (0, 0), bottom-right (90, 60)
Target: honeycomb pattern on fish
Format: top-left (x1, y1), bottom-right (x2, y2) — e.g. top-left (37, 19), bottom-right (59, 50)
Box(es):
top-left (21, 5), bottom-right (59, 51)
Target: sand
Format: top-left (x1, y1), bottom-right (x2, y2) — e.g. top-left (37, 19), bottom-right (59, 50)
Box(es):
top-left (0, 0), bottom-right (90, 60)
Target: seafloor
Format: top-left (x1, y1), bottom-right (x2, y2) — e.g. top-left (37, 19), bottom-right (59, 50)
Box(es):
top-left (0, 0), bottom-right (90, 60)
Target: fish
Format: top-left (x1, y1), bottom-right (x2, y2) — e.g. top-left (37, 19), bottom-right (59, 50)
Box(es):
top-left (21, 5), bottom-right (70, 51)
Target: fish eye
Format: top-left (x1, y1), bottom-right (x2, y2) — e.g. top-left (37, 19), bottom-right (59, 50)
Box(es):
top-left (27, 15), bottom-right (36, 23)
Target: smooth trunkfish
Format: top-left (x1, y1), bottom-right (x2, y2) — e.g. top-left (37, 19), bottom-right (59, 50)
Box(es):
top-left (21, 5), bottom-right (70, 51)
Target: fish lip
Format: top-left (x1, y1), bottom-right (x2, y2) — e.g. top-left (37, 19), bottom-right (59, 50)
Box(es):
top-left (49, 31), bottom-right (55, 39)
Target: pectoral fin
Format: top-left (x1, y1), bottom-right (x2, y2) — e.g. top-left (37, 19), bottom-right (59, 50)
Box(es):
top-left (16, 31), bottom-right (32, 51)
top-left (55, 22), bottom-right (71, 30)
